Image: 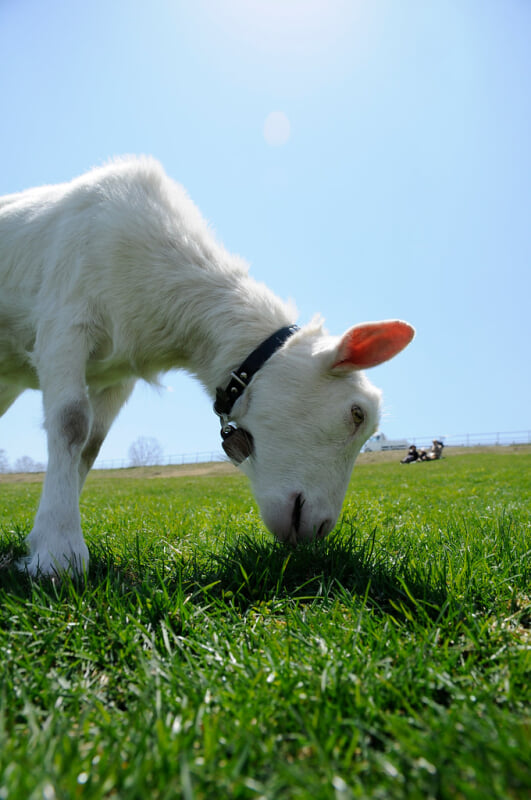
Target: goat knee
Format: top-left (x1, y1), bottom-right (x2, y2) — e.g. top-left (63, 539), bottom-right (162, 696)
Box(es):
top-left (58, 398), bottom-right (91, 451)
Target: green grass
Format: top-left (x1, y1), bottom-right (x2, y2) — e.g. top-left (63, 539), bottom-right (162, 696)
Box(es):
top-left (1, 450), bottom-right (530, 799)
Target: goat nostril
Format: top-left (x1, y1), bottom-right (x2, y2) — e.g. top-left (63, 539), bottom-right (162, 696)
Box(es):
top-left (291, 493), bottom-right (304, 533)
top-left (317, 520), bottom-right (331, 540)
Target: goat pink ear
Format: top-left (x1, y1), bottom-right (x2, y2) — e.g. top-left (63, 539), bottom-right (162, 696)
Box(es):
top-left (331, 320), bottom-right (415, 371)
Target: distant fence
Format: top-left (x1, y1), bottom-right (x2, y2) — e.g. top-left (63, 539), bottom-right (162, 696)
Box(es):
top-left (92, 429), bottom-right (531, 471)
top-left (3, 431), bottom-right (529, 474)
top-left (407, 430), bottom-right (531, 450)
top-left (94, 450), bottom-right (227, 471)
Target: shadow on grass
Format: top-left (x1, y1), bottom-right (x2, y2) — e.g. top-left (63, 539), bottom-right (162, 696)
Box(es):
top-left (183, 530), bottom-right (449, 622)
top-left (0, 524), bottom-right (448, 624)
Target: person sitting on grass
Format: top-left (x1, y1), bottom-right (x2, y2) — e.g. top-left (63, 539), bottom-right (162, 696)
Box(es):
top-left (401, 445), bottom-right (420, 464)
top-left (423, 439), bottom-right (444, 460)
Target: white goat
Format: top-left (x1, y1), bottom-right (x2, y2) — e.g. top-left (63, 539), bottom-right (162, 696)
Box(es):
top-left (0, 157), bottom-right (414, 577)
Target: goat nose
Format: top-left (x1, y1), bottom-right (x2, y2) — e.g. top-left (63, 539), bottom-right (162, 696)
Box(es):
top-left (291, 493), bottom-right (304, 534)
top-left (290, 494), bottom-right (333, 543)
top-left (317, 519), bottom-right (333, 540)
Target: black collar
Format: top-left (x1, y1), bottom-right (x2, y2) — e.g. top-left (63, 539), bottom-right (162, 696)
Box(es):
top-left (214, 324), bottom-right (299, 419)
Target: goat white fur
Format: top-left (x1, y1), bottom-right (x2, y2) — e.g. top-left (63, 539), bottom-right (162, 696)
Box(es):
top-left (0, 157), bottom-right (414, 577)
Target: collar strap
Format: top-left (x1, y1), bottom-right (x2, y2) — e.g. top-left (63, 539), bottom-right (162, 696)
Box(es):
top-left (214, 325), bottom-right (299, 418)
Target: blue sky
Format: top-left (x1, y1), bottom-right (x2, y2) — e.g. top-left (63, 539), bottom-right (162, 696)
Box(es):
top-left (1, 0), bottom-right (530, 468)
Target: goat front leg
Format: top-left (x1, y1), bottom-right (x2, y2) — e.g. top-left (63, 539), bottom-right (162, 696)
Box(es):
top-left (21, 334), bottom-right (93, 577)
top-left (22, 392), bottom-right (92, 577)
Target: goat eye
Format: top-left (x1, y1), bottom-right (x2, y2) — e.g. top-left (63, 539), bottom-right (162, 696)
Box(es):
top-left (351, 405), bottom-right (365, 429)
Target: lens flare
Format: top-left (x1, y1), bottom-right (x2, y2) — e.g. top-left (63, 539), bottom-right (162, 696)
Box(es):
top-left (263, 111), bottom-right (291, 146)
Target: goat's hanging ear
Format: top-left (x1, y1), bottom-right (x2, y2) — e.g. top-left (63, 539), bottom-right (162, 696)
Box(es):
top-left (331, 320), bottom-right (415, 372)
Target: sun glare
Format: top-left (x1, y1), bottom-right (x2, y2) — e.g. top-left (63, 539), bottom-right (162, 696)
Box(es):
top-left (199, 0), bottom-right (360, 62)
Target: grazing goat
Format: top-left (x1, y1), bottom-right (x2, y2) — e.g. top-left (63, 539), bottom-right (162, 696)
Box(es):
top-left (0, 158), bottom-right (414, 577)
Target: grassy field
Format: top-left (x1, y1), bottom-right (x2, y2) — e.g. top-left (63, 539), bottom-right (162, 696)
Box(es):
top-left (0, 449), bottom-right (530, 799)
